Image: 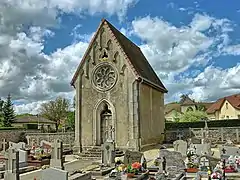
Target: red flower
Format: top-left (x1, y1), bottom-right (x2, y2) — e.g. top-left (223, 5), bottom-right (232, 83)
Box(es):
top-left (132, 162), bottom-right (141, 169)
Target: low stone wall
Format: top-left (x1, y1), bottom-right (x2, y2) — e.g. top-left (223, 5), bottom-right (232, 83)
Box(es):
top-left (25, 132), bottom-right (75, 146)
top-left (165, 127), bottom-right (240, 144)
top-left (0, 129), bottom-right (38, 143)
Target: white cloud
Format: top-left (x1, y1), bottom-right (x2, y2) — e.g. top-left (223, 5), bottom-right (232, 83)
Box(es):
top-left (130, 14), bottom-right (240, 102)
top-left (0, 0), bottom-right (137, 114)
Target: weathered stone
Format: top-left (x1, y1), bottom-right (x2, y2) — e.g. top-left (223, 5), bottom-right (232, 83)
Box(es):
top-left (72, 19), bottom-right (167, 152)
top-left (173, 140), bottom-right (187, 156)
top-left (123, 150), bottom-right (143, 165)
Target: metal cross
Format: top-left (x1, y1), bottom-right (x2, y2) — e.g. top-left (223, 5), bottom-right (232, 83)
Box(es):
top-left (222, 148), bottom-right (226, 154)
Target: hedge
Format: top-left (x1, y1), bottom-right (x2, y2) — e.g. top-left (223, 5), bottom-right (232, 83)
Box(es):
top-left (0, 127), bottom-right (26, 130)
top-left (165, 119), bottom-right (240, 130)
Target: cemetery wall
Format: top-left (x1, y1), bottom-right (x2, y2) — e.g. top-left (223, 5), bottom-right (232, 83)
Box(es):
top-left (165, 126), bottom-right (240, 144)
top-left (0, 129), bottom-right (37, 142)
top-left (25, 132), bottom-right (74, 145)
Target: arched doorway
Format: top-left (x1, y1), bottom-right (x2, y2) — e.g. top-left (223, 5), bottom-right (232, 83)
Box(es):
top-left (100, 104), bottom-right (112, 144)
top-left (93, 99), bottom-right (116, 146)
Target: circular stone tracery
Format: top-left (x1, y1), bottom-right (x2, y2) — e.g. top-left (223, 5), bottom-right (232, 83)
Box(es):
top-left (92, 63), bottom-right (117, 91)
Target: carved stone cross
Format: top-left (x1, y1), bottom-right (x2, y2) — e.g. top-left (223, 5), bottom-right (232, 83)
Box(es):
top-left (177, 133), bottom-right (183, 140)
top-left (1, 138), bottom-right (7, 152)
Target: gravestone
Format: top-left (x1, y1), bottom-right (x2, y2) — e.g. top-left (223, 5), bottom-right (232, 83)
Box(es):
top-left (50, 139), bottom-right (63, 170)
top-left (18, 149), bottom-right (28, 168)
top-left (158, 149), bottom-right (185, 175)
top-left (123, 150), bottom-right (143, 165)
top-left (42, 167), bottom-right (68, 180)
top-left (219, 145), bottom-right (240, 159)
top-left (4, 148), bottom-right (19, 180)
top-left (101, 141), bottom-right (115, 167)
top-left (9, 142), bottom-right (26, 150)
top-left (173, 140), bottom-right (187, 156)
top-left (190, 143), bottom-right (212, 156)
top-left (0, 139), bottom-right (8, 153)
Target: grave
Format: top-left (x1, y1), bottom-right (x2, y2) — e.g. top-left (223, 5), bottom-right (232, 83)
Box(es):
top-left (42, 167), bottom-right (68, 180)
top-left (4, 148), bottom-right (19, 180)
top-left (123, 150), bottom-right (143, 165)
top-left (0, 139), bottom-right (8, 154)
top-left (50, 139), bottom-right (64, 170)
top-left (219, 145), bottom-right (240, 159)
top-left (173, 140), bottom-right (187, 156)
top-left (101, 140), bottom-right (115, 167)
top-left (190, 143), bottom-right (212, 156)
top-left (9, 142), bottom-right (26, 150)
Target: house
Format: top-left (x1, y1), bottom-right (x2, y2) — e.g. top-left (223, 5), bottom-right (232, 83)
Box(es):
top-left (206, 94), bottom-right (240, 120)
top-left (13, 115), bottom-right (55, 131)
top-left (165, 95), bottom-right (213, 121)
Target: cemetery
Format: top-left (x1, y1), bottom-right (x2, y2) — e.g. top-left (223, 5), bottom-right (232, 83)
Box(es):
top-left (0, 120), bottom-right (240, 180)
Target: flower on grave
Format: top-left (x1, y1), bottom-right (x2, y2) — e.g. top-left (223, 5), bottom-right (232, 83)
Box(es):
top-left (131, 162), bottom-right (141, 170)
top-left (210, 172), bottom-right (222, 179)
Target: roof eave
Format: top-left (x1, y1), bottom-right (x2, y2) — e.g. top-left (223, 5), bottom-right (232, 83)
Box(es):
top-left (138, 77), bottom-right (168, 93)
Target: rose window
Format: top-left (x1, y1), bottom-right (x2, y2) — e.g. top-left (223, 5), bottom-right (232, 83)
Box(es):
top-left (92, 63), bottom-right (117, 91)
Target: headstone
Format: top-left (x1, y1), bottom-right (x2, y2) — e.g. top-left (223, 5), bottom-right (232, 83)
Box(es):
top-left (173, 140), bottom-right (187, 156)
top-left (0, 139), bottom-right (8, 153)
top-left (18, 149), bottom-right (28, 168)
top-left (101, 141), bottom-right (115, 167)
top-left (158, 149), bottom-right (185, 174)
top-left (219, 145), bottom-right (240, 159)
top-left (9, 142), bottom-right (26, 150)
top-left (42, 167), bottom-right (68, 180)
top-left (4, 148), bottom-right (19, 180)
top-left (50, 139), bottom-right (63, 170)
top-left (123, 150), bottom-right (143, 165)
top-left (190, 143), bottom-right (212, 156)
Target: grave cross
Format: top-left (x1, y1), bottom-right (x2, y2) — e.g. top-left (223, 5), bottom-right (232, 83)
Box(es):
top-left (222, 148), bottom-right (226, 154)
top-left (1, 139), bottom-right (7, 152)
top-left (177, 133), bottom-right (183, 140)
top-left (5, 148), bottom-right (19, 180)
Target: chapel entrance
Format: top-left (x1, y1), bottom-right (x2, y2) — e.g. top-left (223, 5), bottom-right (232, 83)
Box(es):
top-left (100, 104), bottom-right (113, 144)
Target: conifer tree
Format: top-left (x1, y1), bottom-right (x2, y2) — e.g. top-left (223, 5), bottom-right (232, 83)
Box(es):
top-left (3, 94), bottom-right (15, 127)
top-left (0, 98), bottom-right (4, 126)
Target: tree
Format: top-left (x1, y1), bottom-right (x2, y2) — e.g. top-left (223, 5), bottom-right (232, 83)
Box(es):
top-left (0, 98), bottom-right (4, 126)
top-left (179, 110), bottom-right (208, 122)
top-left (39, 97), bottom-right (70, 131)
top-left (2, 94), bottom-right (15, 127)
top-left (66, 111), bottom-right (75, 131)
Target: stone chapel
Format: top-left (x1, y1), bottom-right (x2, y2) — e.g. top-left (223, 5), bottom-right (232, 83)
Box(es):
top-left (71, 19), bottom-right (168, 152)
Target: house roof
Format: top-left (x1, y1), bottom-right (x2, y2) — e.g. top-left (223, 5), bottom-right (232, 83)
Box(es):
top-left (164, 102), bottom-right (213, 115)
top-left (14, 115), bottom-right (55, 124)
top-left (206, 94), bottom-right (240, 114)
top-left (164, 103), bottom-right (181, 115)
top-left (70, 19), bottom-right (167, 93)
top-left (179, 95), bottom-right (195, 105)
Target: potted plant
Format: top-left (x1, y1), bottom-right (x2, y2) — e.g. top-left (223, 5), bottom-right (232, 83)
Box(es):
top-left (132, 162), bottom-right (141, 174)
top-left (126, 165), bottom-right (135, 178)
top-left (186, 162), bottom-right (199, 173)
top-left (210, 172), bottom-right (222, 180)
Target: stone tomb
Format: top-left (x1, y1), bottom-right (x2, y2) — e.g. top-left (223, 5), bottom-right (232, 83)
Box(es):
top-left (190, 143), bottom-right (212, 156)
top-left (173, 140), bottom-right (187, 156)
top-left (42, 167), bottom-right (68, 180)
top-left (123, 150), bottom-right (143, 165)
top-left (4, 148), bottom-right (19, 180)
top-left (219, 145), bottom-right (240, 159)
top-left (158, 149), bottom-right (185, 178)
top-left (9, 142), bottom-right (26, 150)
top-left (50, 139), bottom-right (64, 170)
top-left (101, 141), bottom-right (115, 167)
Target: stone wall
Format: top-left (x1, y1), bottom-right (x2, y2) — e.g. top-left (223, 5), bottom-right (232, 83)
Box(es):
top-left (25, 132), bottom-right (75, 146)
top-left (0, 130), bottom-right (37, 143)
top-left (165, 127), bottom-right (240, 144)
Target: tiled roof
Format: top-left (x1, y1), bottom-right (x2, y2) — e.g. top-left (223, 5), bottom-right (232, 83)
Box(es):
top-left (206, 94), bottom-right (240, 114)
top-left (71, 19), bottom-right (167, 93)
top-left (14, 115), bottom-right (55, 124)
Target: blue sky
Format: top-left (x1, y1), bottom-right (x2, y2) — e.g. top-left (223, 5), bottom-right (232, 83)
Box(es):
top-left (0, 0), bottom-right (239, 114)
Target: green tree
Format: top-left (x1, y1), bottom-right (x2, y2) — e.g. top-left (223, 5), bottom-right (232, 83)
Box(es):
top-left (197, 104), bottom-right (206, 111)
top-left (66, 111), bottom-right (75, 131)
top-left (0, 98), bottom-right (4, 126)
top-left (179, 110), bottom-right (208, 122)
top-left (2, 94), bottom-right (15, 127)
top-left (39, 96), bottom-right (70, 131)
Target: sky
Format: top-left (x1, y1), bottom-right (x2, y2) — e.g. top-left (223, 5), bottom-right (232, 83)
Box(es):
top-left (0, 0), bottom-right (240, 114)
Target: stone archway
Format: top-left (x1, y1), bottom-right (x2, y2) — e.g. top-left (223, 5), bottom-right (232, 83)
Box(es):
top-left (93, 99), bottom-right (116, 146)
